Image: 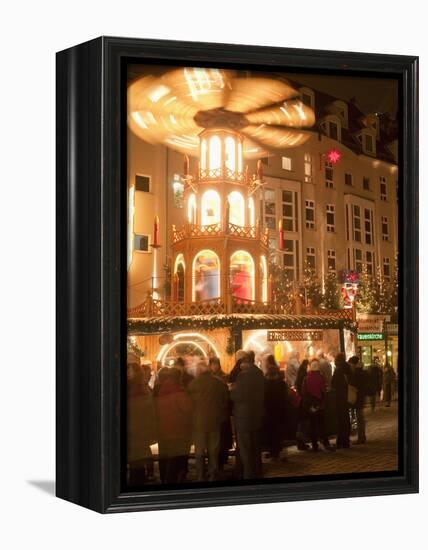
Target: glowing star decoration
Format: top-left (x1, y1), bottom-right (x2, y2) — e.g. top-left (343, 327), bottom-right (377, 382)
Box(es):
top-left (326, 148), bottom-right (342, 165)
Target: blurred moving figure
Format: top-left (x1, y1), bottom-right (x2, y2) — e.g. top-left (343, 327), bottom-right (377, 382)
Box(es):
top-left (155, 367), bottom-right (193, 484)
top-left (188, 361), bottom-right (229, 481)
top-left (263, 361), bottom-right (288, 460)
top-left (127, 354), bottom-right (157, 485)
top-left (368, 359), bottom-right (383, 411)
top-left (348, 356), bottom-right (368, 444)
top-left (209, 357), bottom-right (233, 470)
top-left (383, 363), bottom-right (396, 407)
top-left (332, 353), bottom-right (351, 449)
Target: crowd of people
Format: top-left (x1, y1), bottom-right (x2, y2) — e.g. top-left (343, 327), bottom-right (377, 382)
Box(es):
top-left (127, 349), bottom-right (396, 486)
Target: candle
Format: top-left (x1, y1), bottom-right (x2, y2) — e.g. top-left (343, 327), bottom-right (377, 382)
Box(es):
top-left (257, 159), bottom-right (263, 181)
top-left (278, 219), bottom-right (284, 250)
top-left (153, 215), bottom-right (159, 247)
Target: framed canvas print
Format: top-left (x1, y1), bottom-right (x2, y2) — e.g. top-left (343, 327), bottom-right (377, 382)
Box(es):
top-left (56, 37), bottom-right (418, 513)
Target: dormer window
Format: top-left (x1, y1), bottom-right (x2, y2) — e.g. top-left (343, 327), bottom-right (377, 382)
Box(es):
top-left (366, 114), bottom-right (380, 138)
top-left (320, 115), bottom-right (342, 142)
top-left (331, 100), bottom-right (349, 129)
top-left (299, 87), bottom-right (315, 110)
top-left (356, 129), bottom-right (377, 156)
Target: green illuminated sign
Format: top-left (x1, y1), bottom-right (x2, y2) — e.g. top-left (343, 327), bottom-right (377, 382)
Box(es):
top-left (357, 333), bottom-right (384, 341)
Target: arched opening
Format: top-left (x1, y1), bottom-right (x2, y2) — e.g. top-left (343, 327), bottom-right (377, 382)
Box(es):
top-left (228, 191), bottom-right (245, 226)
top-left (192, 250), bottom-right (220, 302)
top-left (156, 332), bottom-right (220, 367)
top-left (248, 196), bottom-right (255, 227)
top-left (201, 189), bottom-right (221, 226)
top-left (187, 193), bottom-right (196, 223)
top-left (200, 138), bottom-right (207, 170)
top-left (225, 135), bottom-right (236, 173)
top-left (209, 135), bottom-right (221, 171)
top-left (260, 255), bottom-right (268, 302)
top-left (174, 254), bottom-right (185, 302)
top-left (230, 250), bottom-right (255, 301)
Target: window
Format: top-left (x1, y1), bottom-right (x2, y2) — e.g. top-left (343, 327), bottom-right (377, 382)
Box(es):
top-left (283, 239), bottom-right (298, 280)
top-left (383, 257), bottom-right (391, 280)
top-left (230, 250), bottom-right (255, 301)
top-left (380, 176), bottom-right (387, 201)
top-left (282, 190), bottom-right (297, 232)
top-left (225, 136), bottom-right (236, 173)
top-left (188, 193), bottom-right (197, 223)
top-left (365, 134), bottom-right (374, 153)
top-left (260, 255), bottom-right (268, 302)
top-left (327, 249), bottom-right (336, 271)
top-left (134, 234), bottom-right (150, 252)
top-left (365, 208), bottom-right (373, 245)
top-left (304, 153), bottom-right (313, 183)
top-left (329, 122), bottom-right (338, 141)
top-left (325, 161), bottom-right (334, 189)
top-left (228, 191), bottom-right (245, 226)
top-left (321, 119), bottom-right (341, 141)
top-left (172, 174), bottom-right (184, 208)
top-left (201, 190), bottom-right (221, 226)
top-left (248, 197), bottom-right (255, 227)
top-left (353, 205), bottom-right (361, 242)
top-left (305, 199), bottom-right (315, 229)
top-left (306, 247), bottom-right (316, 269)
top-left (193, 250), bottom-right (220, 301)
top-left (300, 87), bottom-right (315, 110)
top-left (355, 248), bottom-right (363, 272)
top-left (366, 251), bottom-right (374, 276)
top-left (135, 174), bottom-right (150, 192)
top-left (264, 188), bottom-right (276, 229)
top-left (345, 173), bottom-right (353, 186)
top-left (382, 216), bottom-right (389, 241)
top-left (282, 156), bottom-right (292, 171)
top-left (326, 204), bottom-right (335, 232)
top-left (209, 135), bottom-right (221, 170)
top-left (363, 177), bottom-right (370, 191)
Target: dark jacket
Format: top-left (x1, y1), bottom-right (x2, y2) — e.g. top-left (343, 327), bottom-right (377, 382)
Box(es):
top-left (331, 363), bottom-right (350, 409)
top-left (295, 364), bottom-right (308, 396)
top-left (231, 365), bottom-right (265, 431)
top-left (352, 367), bottom-right (369, 409)
top-left (368, 364), bottom-right (383, 393)
top-left (228, 358), bottom-right (243, 383)
top-left (188, 371), bottom-right (229, 432)
top-left (264, 377), bottom-right (288, 427)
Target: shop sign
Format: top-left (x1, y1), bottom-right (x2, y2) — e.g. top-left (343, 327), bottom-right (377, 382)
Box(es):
top-left (267, 330), bottom-right (323, 342)
top-left (357, 314), bottom-right (389, 333)
top-left (357, 333), bottom-right (384, 341)
top-left (385, 323), bottom-right (398, 335)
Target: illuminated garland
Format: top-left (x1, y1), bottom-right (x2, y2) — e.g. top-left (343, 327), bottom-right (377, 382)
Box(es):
top-left (128, 313), bottom-right (357, 335)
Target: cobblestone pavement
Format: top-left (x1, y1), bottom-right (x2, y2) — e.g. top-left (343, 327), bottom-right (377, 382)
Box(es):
top-left (263, 402), bottom-right (398, 479)
top-left (144, 402), bottom-right (398, 485)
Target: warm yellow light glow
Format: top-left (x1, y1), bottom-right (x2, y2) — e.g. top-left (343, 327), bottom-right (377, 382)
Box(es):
top-left (149, 84), bottom-right (171, 103)
top-left (174, 253), bottom-right (185, 273)
top-left (230, 250), bottom-right (255, 301)
top-left (248, 197), bottom-right (255, 227)
top-left (131, 111), bottom-right (148, 129)
top-left (188, 193), bottom-right (196, 223)
top-left (192, 250), bottom-right (221, 301)
top-left (127, 186), bottom-right (135, 270)
top-left (260, 255), bottom-right (268, 302)
top-left (225, 136), bottom-right (236, 172)
top-left (238, 140), bottom-right (243, 172)
top-left (173, 332), bottom-right (220, 358)
top-left (201, 189), bottom-right (221, 225)
top-left (209, 135), bottom-right (221, 170)
top-left (157, 341), bottom-right (207, 364)
top-left (201, 138), bottom-right (207, 170)
top-left (228, 191), bottom-right (245, 226)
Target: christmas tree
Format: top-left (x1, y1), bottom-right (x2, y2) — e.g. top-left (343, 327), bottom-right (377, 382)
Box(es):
top-left (299, 262), bottom-right (323, 309)
top-left (322, 269), bottom-right (341, 310)
top-left (269, 261), bottom-right (295, 312)
top-left (356, 263), bottom-right (376, 313)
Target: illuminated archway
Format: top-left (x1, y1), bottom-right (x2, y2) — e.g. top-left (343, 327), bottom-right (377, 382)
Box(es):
top-left (209, 135), bottom-right (221, 171)
top-left (260, 255), bottom-right (268, 302)
top-left (174, 254), bottom-right (185, 302)
top-left (230, 250), bottom-right (255, 301)
top-left (201, 189), bottom-right (221, 226)
top-left (225, 135), bottom-right (236, 172)
top-left (228, 191), bottom-right (245, 226)
top-left (156, 332), bottom-right (220, 365)
top-left (188, 193), bottom-right (196, 223)
top-left (200, 138), bottom-right (207, 170)
top-left (192, 249), bottom-right (220, 301)
top-left (248, 196), bottom-right (255, 227)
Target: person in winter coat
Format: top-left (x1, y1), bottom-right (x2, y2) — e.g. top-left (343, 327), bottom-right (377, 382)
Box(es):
top-left (155, 367), bottom-right (193, 484)
top-left (228, 349), bottom-right (247, 383)
top-left (348, 356), bottom-right (368, 444)
top-left (317, 351), bottom-right (333, 391)
top-left (383, 364), bottom-right (396, 406)
top-left (230, 354), bottom-right (265, 479)
top-left (263, 363), bottom-right (288, 460)
top-left (208, 357), bottom-right (233, 470)
top-left (188, 361), bottom-right (229, 481)
top-left (301, 359), bottom-right (333, 452)
top-left (295, 359), bottom-right (310, 450)
top-left (127, 356), bottom-right (157, 485)
top-left (368, 360), bottom-right (383, 410)
top-left (174, 356), bottom-right (194, 389)
top-left (285, 351), bottom-right (300, 387)
top-left (331, 353), bottom-right (351, 449)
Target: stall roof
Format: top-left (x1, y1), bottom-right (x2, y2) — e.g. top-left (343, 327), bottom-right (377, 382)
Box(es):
top-left (128, 313), bottom-right (356, 335)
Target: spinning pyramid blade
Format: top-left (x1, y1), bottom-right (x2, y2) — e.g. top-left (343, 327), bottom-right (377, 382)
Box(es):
top-left (246, 99), bottom-right (316, 128)
top-left (242, 124), bottom-right (311, 150)
top-left (225, 77), bottom-right (299, 113)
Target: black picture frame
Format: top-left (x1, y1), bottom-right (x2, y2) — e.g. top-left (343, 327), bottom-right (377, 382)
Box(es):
top-left (56, 36), bottom-right (419, 513)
